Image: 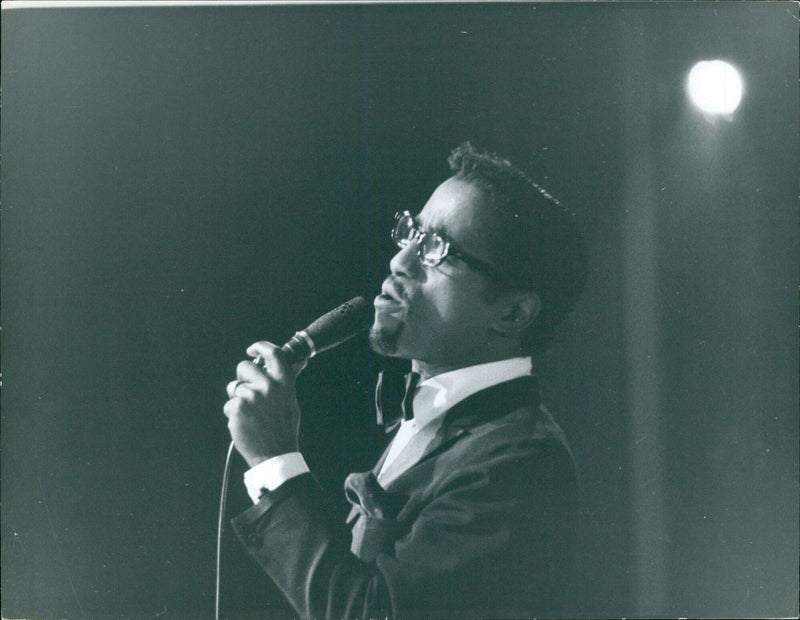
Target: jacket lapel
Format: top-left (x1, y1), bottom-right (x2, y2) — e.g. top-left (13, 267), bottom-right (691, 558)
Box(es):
top-left (444, 374), bottom-right (539, 428)
top-left (382, 375), bottom-right (540, 486)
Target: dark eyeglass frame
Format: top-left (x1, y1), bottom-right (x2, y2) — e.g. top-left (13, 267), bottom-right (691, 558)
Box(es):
top-left (391, 210), bottom-right (505, 280)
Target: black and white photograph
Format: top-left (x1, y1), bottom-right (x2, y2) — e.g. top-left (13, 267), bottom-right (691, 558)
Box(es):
top-left (1, 1), bottom-right (798, 618)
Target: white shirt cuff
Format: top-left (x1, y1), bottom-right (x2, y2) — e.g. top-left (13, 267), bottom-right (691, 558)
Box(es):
top-left (243, 452), bottom-right (310, 504)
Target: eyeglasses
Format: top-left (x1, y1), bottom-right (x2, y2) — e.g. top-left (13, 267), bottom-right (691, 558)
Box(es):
top-left (391, 210), bottom-right (504, 280)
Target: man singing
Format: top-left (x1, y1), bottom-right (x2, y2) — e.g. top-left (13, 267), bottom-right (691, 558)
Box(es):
top-left (224, 142), bottom-right (587, 619)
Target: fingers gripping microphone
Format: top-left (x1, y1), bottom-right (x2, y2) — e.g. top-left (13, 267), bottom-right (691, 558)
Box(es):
top-left (280, 296), bottom-right (371, 364)
top-left (217, 296), bottom-right (370, 620)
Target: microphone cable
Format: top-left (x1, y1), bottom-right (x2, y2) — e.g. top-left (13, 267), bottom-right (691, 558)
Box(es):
top-left (215, 440), bottom-right (236, 620)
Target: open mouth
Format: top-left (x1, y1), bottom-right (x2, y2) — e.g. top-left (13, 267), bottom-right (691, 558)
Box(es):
top-left (375, 292), bottom-right (403, 309)
top-left (375, 281), bottom-right (406, 315)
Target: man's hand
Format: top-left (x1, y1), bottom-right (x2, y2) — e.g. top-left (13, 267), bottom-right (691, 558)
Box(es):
top-left (224, 341), bottom-right (305, 468)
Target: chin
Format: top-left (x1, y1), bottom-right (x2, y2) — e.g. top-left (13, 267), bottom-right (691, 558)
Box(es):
top-left (369, 324), bottom-right (402, 357)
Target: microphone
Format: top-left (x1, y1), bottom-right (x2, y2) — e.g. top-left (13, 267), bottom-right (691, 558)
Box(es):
top-left (279, 296), bottom-right (371, 364)
top-left (217, 296), bottom-right (370, 620)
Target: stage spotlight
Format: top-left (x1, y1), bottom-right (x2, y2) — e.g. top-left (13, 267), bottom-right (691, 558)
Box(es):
top-left (687, 60), bottom-right (744, 115)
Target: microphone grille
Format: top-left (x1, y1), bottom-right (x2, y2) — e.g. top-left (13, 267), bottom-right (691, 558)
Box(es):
top-left (304, 296), bottom-right (371, 353)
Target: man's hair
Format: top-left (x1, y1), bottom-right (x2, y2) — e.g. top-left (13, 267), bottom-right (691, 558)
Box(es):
top-left (448, 141), bottom-right (588, 353)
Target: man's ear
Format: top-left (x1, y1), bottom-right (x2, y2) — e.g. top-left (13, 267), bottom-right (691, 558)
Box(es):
top-left (492, 291), bottom-right (541, 336)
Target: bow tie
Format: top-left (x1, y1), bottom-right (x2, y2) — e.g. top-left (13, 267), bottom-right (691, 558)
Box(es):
top-left (375, 370), bottom-right (421, 433)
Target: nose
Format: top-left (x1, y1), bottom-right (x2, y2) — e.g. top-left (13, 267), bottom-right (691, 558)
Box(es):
top-left (389, 239), bottom-right (423, 279)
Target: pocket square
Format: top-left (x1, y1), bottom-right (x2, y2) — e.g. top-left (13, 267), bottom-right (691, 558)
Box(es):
top-left (344, 471), bottom-right (409, 562)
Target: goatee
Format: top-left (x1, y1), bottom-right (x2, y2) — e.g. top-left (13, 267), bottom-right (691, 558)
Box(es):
top-left (369, 324), bottom-right (400, 356)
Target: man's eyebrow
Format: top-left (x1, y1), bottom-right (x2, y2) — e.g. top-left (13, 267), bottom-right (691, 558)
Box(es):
top-left (414, 215), bottom-right (449, 240)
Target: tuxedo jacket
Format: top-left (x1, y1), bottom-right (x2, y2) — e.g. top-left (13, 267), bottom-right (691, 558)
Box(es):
top-left (232, 375), bottom-right (578, 619)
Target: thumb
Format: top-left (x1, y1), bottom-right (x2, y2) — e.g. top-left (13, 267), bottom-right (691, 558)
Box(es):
top-left (246, 341), bottom-right (308, 381)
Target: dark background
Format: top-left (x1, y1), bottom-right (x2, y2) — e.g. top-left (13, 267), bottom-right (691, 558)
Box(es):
top-left (1, 2), bottom-right (797, 618)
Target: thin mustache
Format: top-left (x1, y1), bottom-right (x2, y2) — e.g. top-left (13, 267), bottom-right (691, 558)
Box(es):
top-left (384, 277), bottom-right (408, 303)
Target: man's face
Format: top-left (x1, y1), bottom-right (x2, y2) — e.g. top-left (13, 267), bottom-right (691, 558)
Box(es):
top-left (370, 177), bottom-right (505, 369)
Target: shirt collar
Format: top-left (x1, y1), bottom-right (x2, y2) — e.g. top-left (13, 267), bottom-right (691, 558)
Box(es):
top-left (411, 357), bottom-right (532, 429)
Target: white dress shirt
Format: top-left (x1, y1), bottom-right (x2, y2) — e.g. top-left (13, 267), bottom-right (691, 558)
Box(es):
top-left (243, 357), bottom-right (533, 504)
